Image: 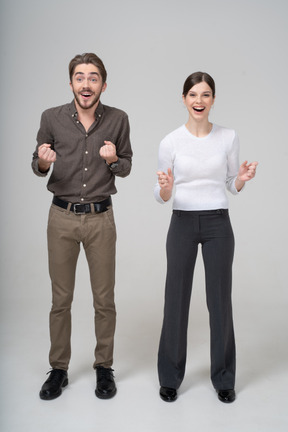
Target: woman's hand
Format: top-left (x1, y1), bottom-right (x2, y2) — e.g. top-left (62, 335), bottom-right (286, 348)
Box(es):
top-left (157, 168), bottom-right (174, 201)
top-left (238, 160), bottom-right (258, 181)
top-left (235, 161), bottom-right (258, 191)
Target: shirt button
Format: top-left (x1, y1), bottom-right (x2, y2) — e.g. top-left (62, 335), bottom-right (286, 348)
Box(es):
top-left (85, 168), bottom-right (88, 171)
top-left (76, 121), bottom-right (79, 124)
top-left (86, 134), bottom-right (88, 137)
top-left (85, 151), bottom-right (88, 154)
top-left (81, 198), bottom-right (84, 201)
top-left (83, 184), bottom-right (87, 187)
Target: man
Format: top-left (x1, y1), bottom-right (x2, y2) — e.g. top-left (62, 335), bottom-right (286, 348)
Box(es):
top-left (32, 53), bottom-right (132, 400)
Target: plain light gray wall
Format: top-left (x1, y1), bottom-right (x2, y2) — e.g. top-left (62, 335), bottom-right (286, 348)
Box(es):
top-left (0, 0), bottom-right (287, 369)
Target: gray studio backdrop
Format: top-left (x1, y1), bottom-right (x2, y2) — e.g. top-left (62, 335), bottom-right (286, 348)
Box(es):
top-left (0, 0), bottom-right (287, 381)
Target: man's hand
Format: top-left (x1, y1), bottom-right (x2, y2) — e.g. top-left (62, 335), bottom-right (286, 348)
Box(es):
top-left (38, 143), bottom-right (56, 172)
top-left (99, 141), bottom-right (118, 165)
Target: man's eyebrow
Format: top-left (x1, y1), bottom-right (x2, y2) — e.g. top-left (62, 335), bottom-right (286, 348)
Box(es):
top-left (74, 71), bottom-right (100, 76)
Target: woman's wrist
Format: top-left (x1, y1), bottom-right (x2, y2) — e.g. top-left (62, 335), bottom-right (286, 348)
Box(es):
top-left (235, 176), bottom-right (245, 192)
top-left (160, 188), bottom-right (172, 202)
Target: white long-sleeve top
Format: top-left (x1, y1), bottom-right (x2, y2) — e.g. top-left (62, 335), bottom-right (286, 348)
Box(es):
top-left (154, 124), bottom-right (241, 210)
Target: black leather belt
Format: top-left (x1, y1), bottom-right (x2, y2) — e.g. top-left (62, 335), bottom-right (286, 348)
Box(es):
top-left (173, 209), bottom-right (228, 216)
top-left (53, 196), bottom-right (112, 215)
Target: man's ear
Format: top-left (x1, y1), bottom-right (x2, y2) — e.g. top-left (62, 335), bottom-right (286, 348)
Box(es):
top-left (102, 82), bottom-right (107, 93)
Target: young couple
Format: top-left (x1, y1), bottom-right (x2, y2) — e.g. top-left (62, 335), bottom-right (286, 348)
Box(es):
top-left (32, 53), bottom-right (257, 404)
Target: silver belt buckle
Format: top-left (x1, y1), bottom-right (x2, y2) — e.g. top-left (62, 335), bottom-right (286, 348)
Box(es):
top-left (73, 203), bottom-right (86, 215)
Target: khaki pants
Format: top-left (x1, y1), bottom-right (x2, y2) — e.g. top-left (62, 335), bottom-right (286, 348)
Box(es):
top-left (47, 203), bottom-right (116, 370)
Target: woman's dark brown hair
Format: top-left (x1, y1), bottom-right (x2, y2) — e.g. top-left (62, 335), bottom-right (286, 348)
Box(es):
top-left (182, 72), bottom-right (215, 98)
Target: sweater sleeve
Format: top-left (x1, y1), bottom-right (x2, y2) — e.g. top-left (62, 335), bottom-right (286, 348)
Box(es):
top-left (226, 131), bottom-right (243, 195)
top-left (154, 136), bottom-right (173, 204)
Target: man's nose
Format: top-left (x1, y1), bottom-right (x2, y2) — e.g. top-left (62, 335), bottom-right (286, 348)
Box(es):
top-left (82, 78), bottom-right (90, 87)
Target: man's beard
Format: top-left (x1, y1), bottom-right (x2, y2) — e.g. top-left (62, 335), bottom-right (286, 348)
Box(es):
top-left (73, 91), bottom-right (101, 110)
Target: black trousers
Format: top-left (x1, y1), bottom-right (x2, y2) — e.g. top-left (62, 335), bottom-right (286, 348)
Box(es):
top-left (158, 209), bottom-right (236, 390)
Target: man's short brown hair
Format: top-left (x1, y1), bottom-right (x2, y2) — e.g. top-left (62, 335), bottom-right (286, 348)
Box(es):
top-left (69, 53), bottom-right (107, 83)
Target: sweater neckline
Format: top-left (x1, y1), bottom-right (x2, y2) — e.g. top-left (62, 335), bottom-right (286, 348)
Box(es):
top-left (183, 123), bottom-right (215, 140)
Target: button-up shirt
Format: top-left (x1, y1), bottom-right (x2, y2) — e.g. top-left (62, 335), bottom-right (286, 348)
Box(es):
top-left (32, 100), bottom-right (132, 203)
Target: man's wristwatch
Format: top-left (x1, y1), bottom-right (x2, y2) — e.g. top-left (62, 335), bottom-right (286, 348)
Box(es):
top-left (106, 160), bottom-right (119, 169)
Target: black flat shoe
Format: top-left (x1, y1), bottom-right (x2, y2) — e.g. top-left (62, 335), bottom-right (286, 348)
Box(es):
top-left (95, 366), bottom-right (117, 399)
top-left (217, 389), bottom-right (236, 403)
top-left (160, 386), bottom-right (177, 402)
top-left (39, 369), bottom-right (68, 400)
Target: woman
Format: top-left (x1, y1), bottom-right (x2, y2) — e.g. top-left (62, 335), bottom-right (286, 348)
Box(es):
top-left (154, 72), bottom-right (257, 403)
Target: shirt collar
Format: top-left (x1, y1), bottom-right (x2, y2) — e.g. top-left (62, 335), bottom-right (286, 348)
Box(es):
top-left (69, 100), bottom-right (104, 119)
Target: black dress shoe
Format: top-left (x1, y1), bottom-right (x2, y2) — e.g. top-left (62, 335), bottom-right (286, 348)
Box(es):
top-left (160, 386), bottom-right (177, 402)
top-left (95, 366), bottom-right (117, 399)
top-left (217, 389), bottom-right (236, 403)
top-left (39, 369), bottom-right (68, 400)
